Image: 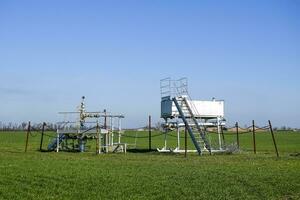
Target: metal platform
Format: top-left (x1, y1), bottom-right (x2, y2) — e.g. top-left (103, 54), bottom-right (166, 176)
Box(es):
top-left (159, 78), bottom-right (226, 155)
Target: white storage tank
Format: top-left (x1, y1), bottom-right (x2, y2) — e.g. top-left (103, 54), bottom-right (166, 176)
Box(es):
top-left (161, 96), bottom-right (224, 119)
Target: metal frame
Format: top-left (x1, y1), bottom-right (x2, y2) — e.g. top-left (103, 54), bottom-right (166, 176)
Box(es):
top-left (49, 96), bottom-right (126, 154)
top-left (160, 77), bottom-right (188, 98)
top-left (158, 78), bottom-right (226, 154)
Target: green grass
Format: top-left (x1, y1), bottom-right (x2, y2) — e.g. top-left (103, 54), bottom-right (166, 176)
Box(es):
top-left (0, 130), bottom-right (299, 199)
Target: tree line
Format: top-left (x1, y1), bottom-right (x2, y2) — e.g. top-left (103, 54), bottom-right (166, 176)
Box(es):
top-left (0, 122), bottom-right (58, 131)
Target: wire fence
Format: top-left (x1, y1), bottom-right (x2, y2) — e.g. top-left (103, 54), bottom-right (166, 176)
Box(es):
top-left (24, 122), bottom-right (276, 142)
top-left (22, 120), bottom-right (286, 158)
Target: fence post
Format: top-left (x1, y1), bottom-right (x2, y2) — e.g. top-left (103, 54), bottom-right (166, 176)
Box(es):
top-left (221, 125), bottom-right (225, 147)
top-left (39, 122), bottom-right (46, 151)
top-left (235, 122), bottom-right (239, 150)
top-left (25, 121), bottom-right (31, 152)
top-left (149, 115), bottom-right (152, 151)
top-left (252, 120), bottom-right (256, 154)
top-left (268, 120), bottom-right (279, 158)
top-left (104, 109), bottom-right (107, 129)
top-left (185, 126), bottom-right (187, 158)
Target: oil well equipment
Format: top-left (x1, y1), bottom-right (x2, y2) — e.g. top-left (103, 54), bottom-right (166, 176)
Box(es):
top-left (158, 78), bottom-right (226, 155)
top-left (47, 96), bottom-right (126, 153)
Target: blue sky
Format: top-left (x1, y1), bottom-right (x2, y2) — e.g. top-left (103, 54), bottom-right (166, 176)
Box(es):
top-left (0, 0), bottom-right (299, 128)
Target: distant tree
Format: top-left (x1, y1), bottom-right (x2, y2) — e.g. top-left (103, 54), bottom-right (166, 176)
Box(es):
top-left (21, 122), bottom-right (27, 130)
top-left (8, 122), bottom-right (12, 130)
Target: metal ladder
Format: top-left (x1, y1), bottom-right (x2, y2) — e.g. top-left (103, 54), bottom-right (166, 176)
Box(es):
top-left (172, 97), bottom-right (211, 155)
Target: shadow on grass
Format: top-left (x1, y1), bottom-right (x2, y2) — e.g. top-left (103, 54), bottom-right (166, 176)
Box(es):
top-left (127, 148), bottom-right (157, 153)
top-left (290, 152), bottom-right (300, 157)
top-left (40, 149), bottom-right (81, 153)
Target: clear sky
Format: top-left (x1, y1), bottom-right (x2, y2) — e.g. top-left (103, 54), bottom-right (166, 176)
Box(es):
top-left (0, 0), bottom-right (299, 128)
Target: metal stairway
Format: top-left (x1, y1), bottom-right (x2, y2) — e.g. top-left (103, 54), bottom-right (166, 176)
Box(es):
top-left (172, 96), bottom-right (211, 155)
top-left (48, 134), bottom-right (66, 151)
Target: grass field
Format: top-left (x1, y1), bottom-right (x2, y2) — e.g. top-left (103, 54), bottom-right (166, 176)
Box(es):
top-left (0, 130), bottom-right (299, 199)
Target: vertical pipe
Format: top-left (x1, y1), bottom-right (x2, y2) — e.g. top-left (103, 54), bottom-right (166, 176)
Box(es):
top-left (96, 121), bottom-right (99, 154)
top-left (118, 118), bottom-right (121, 144)
top-left (111, 117), bottom-right (114, 145)
top-left (105, 130), bottom-right (108, 153)
top-left (268, 120), bottom-right (279, 158)
top-left (217, 117), bottom-right (222, 150)
top-left (185, 126), bottom-right (187, 158)
top-left (39, 122), bottom-right (46, 151)
top-left (177, 122), bottom-right (180, 150)
top-left (107, 119), bottom-right (110, 146)
top-left (252, 120), bottom-right (256, 154)
top-left (149, 115), bottom-right (152, 151)
top-left (164, 131), bottom-right (167, 150)
top-left (99, 121), bottom-right (102, 154)
top-left (236, 122), bottom-right (240, 150)
top-left (104, 109), bottom-right (108, 151)
top-left (25, 121), bottom-right (31, 152)
top-left (163, 119), bottom-right (167, 149)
